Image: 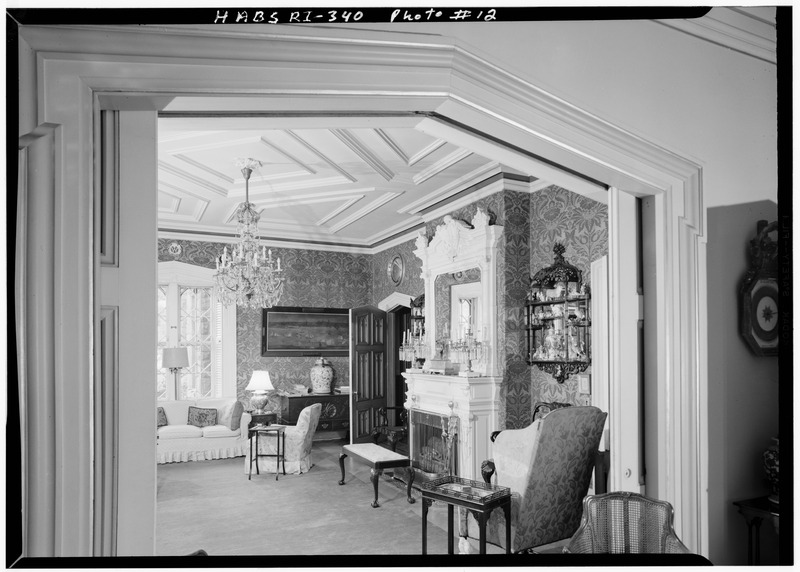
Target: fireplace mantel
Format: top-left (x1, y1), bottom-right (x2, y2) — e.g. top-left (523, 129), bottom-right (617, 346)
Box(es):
top-left (403, 371), bottom-right (502, 480)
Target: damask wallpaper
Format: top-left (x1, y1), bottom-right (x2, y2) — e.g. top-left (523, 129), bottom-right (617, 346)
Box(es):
top-left (371, 238), bottom-right (424, 307)
top-left (158, 239), bottom-right (371, 410)
top-left (500, 190), bottom-right (533, 429)
top-left (528, 186), bottom-right (608, 410)
top-left (158, 183), bottom-right (606, 430)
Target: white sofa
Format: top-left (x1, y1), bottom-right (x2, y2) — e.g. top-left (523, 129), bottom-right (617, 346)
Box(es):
top-left (157, 398), bottom-right (248, 464)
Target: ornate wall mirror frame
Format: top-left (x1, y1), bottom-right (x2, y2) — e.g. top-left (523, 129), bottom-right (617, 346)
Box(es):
top-left (413, 208), bottom-right (504, 377)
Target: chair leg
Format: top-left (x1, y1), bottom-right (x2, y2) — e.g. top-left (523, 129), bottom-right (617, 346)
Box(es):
top-left (338, 453), bottom-right (347, 485)
top-left (370, 467), bottom-right (383, 508)
top-left (406, 467), bottom-right (416, 504)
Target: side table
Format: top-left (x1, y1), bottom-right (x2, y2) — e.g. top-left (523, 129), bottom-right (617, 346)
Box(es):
top-left (733, 496), bottom-right (779, 565)
top-left (248, 425), bottom-right (286, 481)
top-left (420, 475), bottom-right (511, 555)
top-left (248, 411), bottom-right (277, 428)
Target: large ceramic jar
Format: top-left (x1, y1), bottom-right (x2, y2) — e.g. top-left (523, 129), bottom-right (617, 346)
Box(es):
top-left (310, 357), bottom-right (334, 394)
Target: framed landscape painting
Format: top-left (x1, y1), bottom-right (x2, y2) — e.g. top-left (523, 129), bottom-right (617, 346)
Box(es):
top-left (261, 306), bottom-right (350, 357)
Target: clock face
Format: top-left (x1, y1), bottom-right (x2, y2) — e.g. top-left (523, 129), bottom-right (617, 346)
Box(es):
top-left (741, 276), bottom-right (779, 355)
top-left (387, 255), bottom-right (404, 286)
top-left (751, 283), bottom-right (779, 341)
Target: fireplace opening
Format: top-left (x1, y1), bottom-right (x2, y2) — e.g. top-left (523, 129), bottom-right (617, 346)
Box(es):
top-left (409, 409), bottom-right (459, 481)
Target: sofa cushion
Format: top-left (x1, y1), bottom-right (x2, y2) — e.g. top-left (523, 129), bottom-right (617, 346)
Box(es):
top-left (159, 400), bottom-right (194, 426)
top-left (202, 425), bottom-right (242, 439)
top-left (158, 424), bottom-right (203, 439)
top-left (157, 407), bottom-right (168, 428)
top-left (216, 400), bottom-right (244, 431)
top-left (188, 406), bottom-right (217, 427)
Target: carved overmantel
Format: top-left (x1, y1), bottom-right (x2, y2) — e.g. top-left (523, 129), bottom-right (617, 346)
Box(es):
top-left (404, 208), bottom-right (504, 480)
top-left (413, 208), bottom-right (504, 376)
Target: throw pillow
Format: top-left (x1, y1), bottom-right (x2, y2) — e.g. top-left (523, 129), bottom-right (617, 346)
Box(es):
top-left (157, 406), bottom-right (168, 428)
top-left (228, 400), bottom-right (244, 431)
top-left (187, 406), bottom-right (217, 427)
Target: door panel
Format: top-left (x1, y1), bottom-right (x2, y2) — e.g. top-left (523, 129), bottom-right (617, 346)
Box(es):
top-left (350, 306), bottom-right (387, 443)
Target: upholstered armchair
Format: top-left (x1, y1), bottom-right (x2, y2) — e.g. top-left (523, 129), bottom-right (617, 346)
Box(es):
top-left (243, 403), bottom-right (322, 474)
top-left (563, 491), bottom-right (692, 554)
top-left (459, 406), bottom-right (607, 553)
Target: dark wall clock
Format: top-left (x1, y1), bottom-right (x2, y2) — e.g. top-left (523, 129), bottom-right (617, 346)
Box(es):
top-left (740, 220), bottom-right (779, 357)
top-left (387, 255), bottom-right (404, 286)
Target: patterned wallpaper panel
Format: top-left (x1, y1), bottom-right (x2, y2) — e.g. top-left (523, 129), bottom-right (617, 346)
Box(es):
top-left (158, 183), bottom-right (607, 428)
top-left (528, 186), bottom-right (608, 410)
top-left (501, 191), bottom-right (532, 429)
top-left (158, 239), bottom-right (371, 408)
top-left (371, 238), bottom-right (424, 307)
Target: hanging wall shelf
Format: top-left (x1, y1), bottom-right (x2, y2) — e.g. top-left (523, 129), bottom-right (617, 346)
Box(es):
top-left (525, 244), bottom-right (591, 383)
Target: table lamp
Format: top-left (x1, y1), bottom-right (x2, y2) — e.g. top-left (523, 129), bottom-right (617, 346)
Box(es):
top-left (246, 370), bottom-right (274, 414)
top-left (162, 347), bottom-right (189, 391)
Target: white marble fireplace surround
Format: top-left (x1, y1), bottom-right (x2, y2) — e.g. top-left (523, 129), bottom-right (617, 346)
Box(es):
top-left (403, 372), bottom-right (502, 480)
top-left (403, 208), bottom-right (504, 480)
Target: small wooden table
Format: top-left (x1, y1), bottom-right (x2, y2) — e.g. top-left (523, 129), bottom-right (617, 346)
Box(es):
top-left (248, 425), bottom-right (286, 481)
top-left (420, 475), bottom-right (511, 555)
top-left (733, 495), bottom-right (779, 565)
top-left (338, 443), bottom-right (415, 508)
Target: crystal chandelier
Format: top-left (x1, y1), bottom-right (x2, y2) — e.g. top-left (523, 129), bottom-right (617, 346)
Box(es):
top-left (214, 158), bottom-right (284, 309)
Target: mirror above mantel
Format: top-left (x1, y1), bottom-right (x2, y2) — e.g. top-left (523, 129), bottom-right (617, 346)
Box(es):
top-left (412, 208), bottom-right (504, 377)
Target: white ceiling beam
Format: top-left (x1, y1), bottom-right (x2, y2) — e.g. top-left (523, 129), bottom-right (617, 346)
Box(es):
top-left (328, 192), bottom-right (401, 234)
top-left (415, 117), bottom-right (607, 199)
top-left (412, 148), bottom-right (472, 185)
top-left (286, 130), bottom-right (358, 183)
top-left (331, 129), bottom-right (395, 181)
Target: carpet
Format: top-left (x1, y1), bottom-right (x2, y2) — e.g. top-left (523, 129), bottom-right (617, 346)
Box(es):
top-left (156, 441), bottom-right (463, 557)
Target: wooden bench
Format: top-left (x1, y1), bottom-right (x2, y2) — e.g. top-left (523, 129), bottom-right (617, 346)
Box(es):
top-left (338, 443), bottom-right (416, 508)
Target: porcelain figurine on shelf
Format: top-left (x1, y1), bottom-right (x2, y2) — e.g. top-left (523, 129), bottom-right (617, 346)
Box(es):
top-left (568, 327), bottom-right (585, 360)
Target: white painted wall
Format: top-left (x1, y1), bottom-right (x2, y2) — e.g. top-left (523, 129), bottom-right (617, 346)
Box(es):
top-left (706, 201), bottom-right (779, 565)
top-left (321, 18), bottom-right (777, 209)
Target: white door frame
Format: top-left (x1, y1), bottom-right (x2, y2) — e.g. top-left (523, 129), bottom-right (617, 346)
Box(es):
top-left (16, 23), bottom-right (707, 555)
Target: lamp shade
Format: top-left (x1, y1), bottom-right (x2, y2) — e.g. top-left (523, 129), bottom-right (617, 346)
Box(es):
top-left (246, 370), bottom-right (274, 392)
top-left (162, 347), bottom-right (189, 369)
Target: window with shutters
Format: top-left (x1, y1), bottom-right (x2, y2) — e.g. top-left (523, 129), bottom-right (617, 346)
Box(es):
top-left (157, 261), bottom-right (236, 401)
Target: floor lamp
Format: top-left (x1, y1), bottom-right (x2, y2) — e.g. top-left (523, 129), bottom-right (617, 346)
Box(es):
top-left (162, 347), bottom-right (190, 395)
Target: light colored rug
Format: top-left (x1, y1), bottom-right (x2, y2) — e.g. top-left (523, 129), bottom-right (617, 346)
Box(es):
top-left (156, 441), bottom-right (463, 556)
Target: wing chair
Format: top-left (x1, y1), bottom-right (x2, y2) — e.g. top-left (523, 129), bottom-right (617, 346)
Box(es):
top-left (243, 403), bottom-right (322, 474)
top-left (563, 491), bottom-right (692, 553)
top-left (459, 406), bottom-right (607, 553)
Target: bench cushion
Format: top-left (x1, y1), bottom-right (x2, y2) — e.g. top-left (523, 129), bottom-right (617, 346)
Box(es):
top-left (343, 443), bottom-right (409, 463)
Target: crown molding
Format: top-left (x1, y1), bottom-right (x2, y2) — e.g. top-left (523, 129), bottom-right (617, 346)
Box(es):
top-left (653, 6), bottom-right (776, 64)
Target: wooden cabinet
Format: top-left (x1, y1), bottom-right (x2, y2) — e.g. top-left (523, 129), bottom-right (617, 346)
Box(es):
top-left (525, 244), bottom-right (591, 383)
top-left (285, 394), bottom-right (350, 433)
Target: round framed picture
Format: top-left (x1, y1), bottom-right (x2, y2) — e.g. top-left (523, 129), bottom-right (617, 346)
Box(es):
top-left (741, 276), bottom-right (779, 356)
top-left (387, 255), bottom-right (404, 286)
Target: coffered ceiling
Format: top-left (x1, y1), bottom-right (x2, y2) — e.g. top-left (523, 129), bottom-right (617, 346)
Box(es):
top-left (157, 115), bottom-right (543, 252)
